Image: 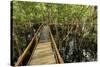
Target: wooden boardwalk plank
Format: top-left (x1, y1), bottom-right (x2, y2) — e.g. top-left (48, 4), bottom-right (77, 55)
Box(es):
top-left (27, 42), bottom-right (56, 65)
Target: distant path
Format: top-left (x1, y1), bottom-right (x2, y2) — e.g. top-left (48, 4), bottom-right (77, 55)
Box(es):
top-left (39, 25), bottom-right (50, 42)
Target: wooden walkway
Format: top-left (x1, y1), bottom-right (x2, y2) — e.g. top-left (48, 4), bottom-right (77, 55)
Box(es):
top-left (27, 42), bottom-right (56, 65)
top-left (27, 25), bottom-right (56, 65)
top-left (15, 24), bottom-right (64, 66)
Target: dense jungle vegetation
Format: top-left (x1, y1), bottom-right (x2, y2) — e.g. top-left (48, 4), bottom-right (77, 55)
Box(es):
top-left (11, 1), bottom-right (97, 65)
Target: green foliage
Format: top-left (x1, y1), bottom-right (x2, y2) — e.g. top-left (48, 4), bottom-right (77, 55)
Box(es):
top-left (12, 1), bottom-right (96, 24)
top-left (12, 0), bottom-right (97, 48)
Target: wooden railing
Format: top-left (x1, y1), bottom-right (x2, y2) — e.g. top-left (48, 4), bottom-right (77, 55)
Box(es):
top-left (27, 31), bottom-right (41, 65)
top-left (15, 24), bottom-right (44, 66)
top-left (48, 26), bottom-right (64, 63)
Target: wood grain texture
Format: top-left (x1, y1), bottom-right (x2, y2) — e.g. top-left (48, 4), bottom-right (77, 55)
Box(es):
top-left (27, 42), bottom-right (56, 65)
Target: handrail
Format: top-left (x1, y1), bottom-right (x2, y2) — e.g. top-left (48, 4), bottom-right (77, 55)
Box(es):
top-left (27, 31), bottom-right (40, 65)
top-left (15, 24), bottom-right (44, 66)
top-left (48, 26), bottom-right (64, 63)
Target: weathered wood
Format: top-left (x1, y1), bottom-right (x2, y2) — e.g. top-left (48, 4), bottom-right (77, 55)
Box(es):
top-left (15, 24), bottom-right (44, 66)
top-left (49, 26), bottom-right (64, 63)
top-left (27, 42), bottom-right (56, 65)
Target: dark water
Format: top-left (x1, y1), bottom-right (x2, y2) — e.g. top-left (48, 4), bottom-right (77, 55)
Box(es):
top-left (60, 36), bottom-right (97, 63)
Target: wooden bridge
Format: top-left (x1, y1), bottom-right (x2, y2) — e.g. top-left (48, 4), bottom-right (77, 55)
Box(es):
top-left (15, 24), bottom-right (64, 66)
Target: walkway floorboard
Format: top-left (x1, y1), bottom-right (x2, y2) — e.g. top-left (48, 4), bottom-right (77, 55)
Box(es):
top-left (27, 42), bottom-right (56, 65)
